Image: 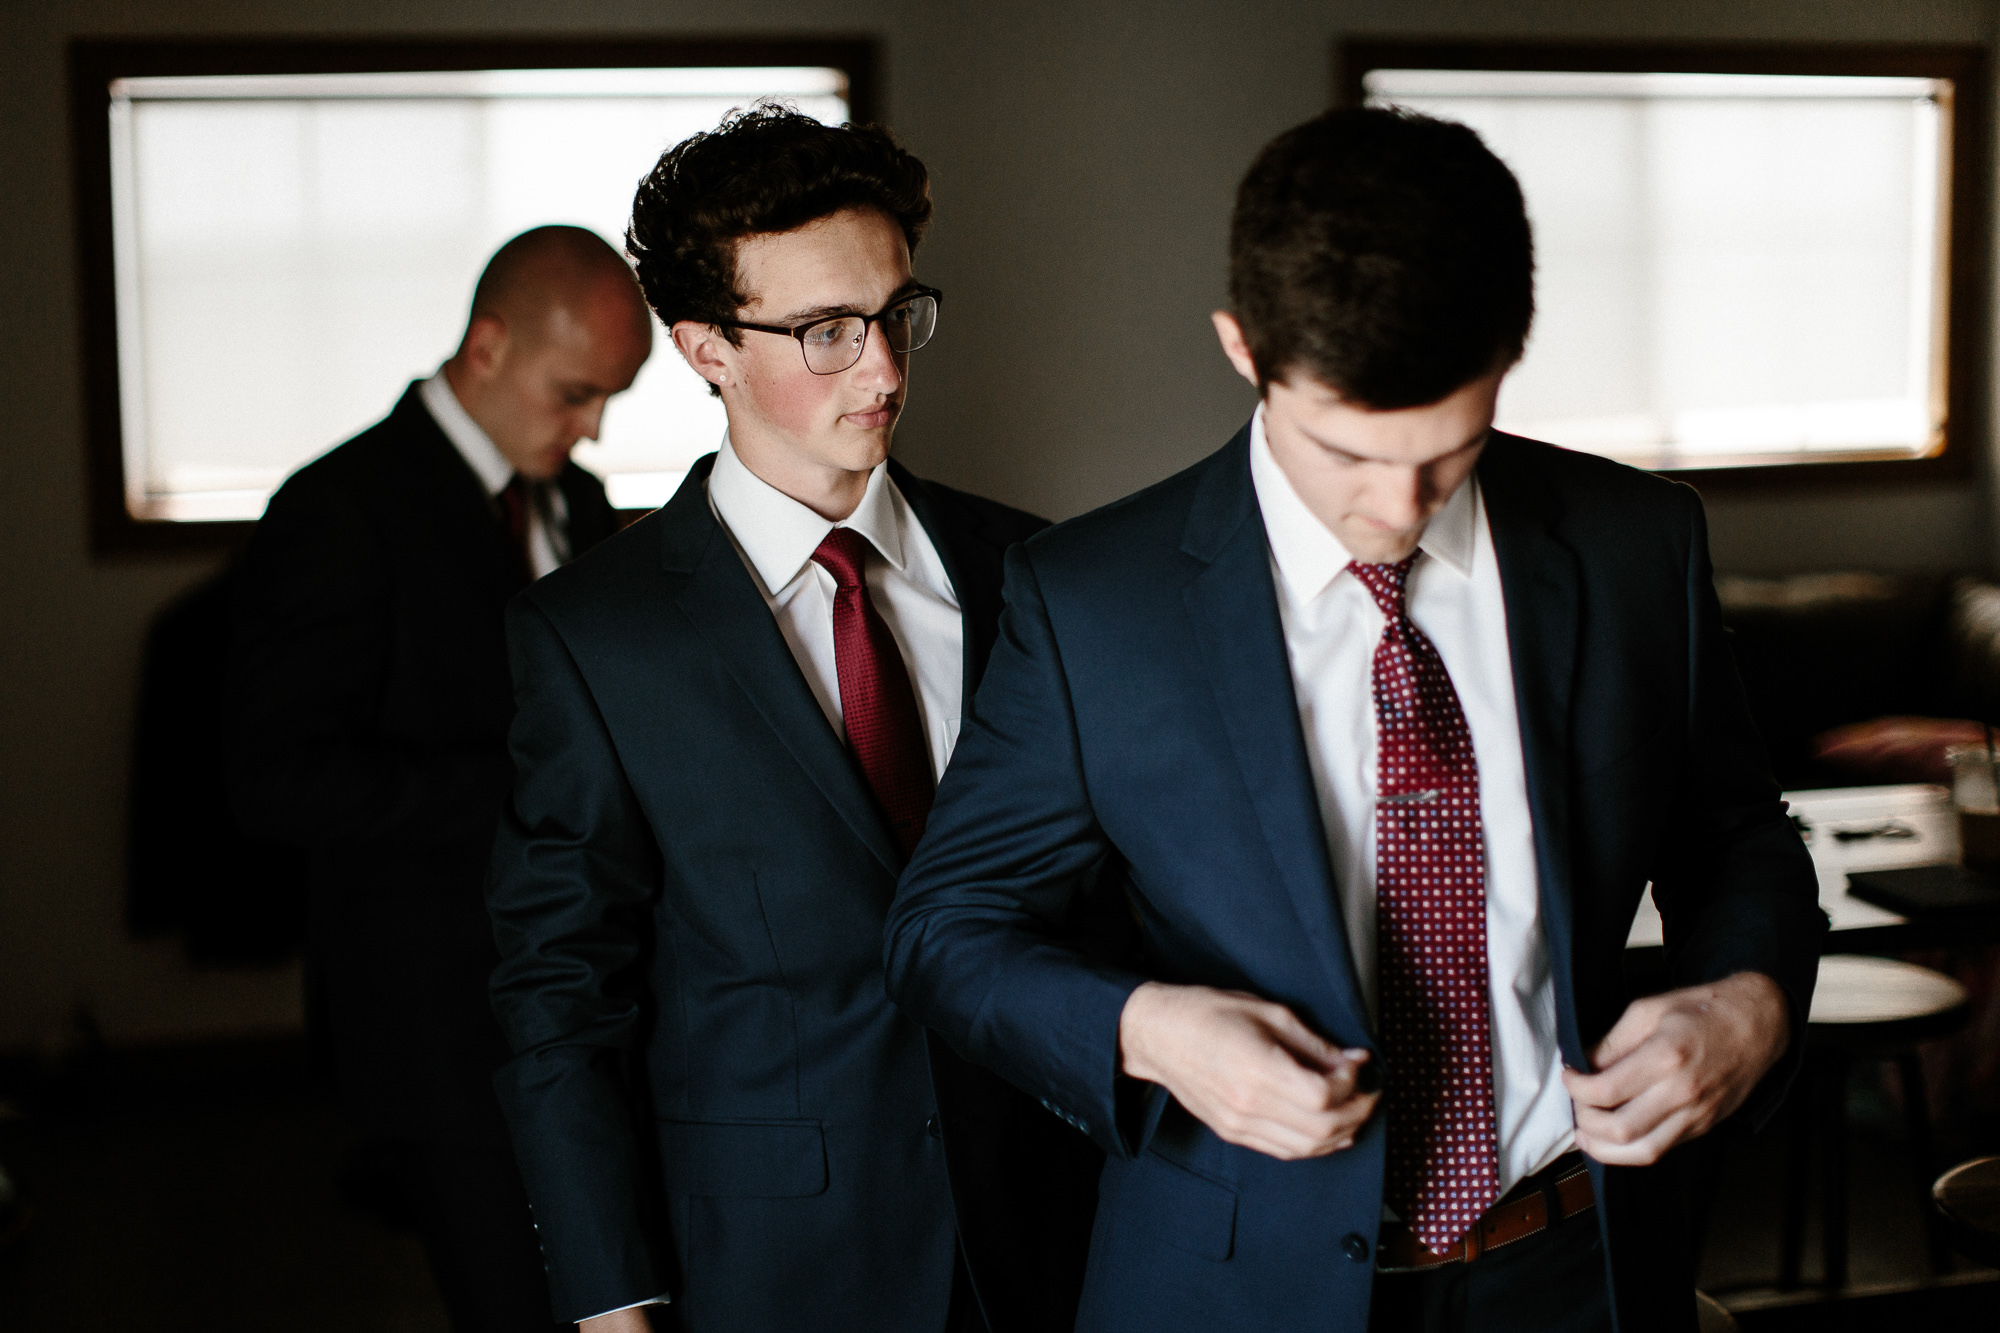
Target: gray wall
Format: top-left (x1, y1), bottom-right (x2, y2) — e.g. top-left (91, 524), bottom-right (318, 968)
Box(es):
top-left (2, 0), bottom-right (1995, 1051)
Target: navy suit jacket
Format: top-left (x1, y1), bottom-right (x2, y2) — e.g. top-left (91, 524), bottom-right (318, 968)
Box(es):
top-left (885, 427), bottom-right (1826, 1333)
top-left (487, 455), bottom-right (1096, 1330)
top-left (229, 383), bottom-right (617, 1141)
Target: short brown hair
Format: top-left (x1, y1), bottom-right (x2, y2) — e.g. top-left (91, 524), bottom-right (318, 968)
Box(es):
top-left (626, 101), bottom-right (931, 377)
top-left (1228, 106), bottom-right (1534, 409)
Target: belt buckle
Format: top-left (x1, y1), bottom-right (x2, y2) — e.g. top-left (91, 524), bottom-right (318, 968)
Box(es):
top-left (1373, 1224), bottom-right (1461, 1274)
top-left (1375, 1159), bottom-right (1593, 1274)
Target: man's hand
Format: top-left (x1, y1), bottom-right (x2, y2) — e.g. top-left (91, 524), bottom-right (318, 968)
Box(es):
top-left (1118, 981), bottom-right (1378, 1160)
top-left (1563, 971), bottom-right (1790, 1166)
top-left (580, 1307), bottom-right (658, 1332)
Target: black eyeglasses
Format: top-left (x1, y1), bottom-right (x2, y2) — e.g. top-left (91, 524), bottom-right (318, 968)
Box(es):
top-left (717, 286), bottom-right (943, 375)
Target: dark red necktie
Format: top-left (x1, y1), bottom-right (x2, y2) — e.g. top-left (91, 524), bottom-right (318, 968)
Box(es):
top-left (498, 474), bottom-right (534, 586)
top-left (1349, 556), bottom-right (1500, 1253)
top-left (812, 528), bottom-right (934, 856)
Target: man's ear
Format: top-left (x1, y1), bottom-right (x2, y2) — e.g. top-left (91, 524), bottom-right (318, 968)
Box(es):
top-left (1210, 310), bottom-right (1264, 390)
top-left (459, 314), bottom-right (510, 382)
top-left (671, 321), bottom-right (734, 389)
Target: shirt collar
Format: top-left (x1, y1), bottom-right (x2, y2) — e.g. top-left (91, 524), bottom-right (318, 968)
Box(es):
top-left (706, 432), bottom-right (906, 596)
top-left (420, 369), bottom-right (513, 497)
top-left (1247, 401), bottom-right (1480, 604)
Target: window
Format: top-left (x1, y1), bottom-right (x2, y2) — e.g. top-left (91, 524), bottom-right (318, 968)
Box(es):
top-left (1339, 42), bottom-right (1987, 483)
top-left (70, 38), bottom-right (875, 548)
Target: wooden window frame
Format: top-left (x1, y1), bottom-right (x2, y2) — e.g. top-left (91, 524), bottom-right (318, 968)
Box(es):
top-left (70, 34), bottom-right (878, 554)
top-left (1335, 38), bottom-right (1991, 494)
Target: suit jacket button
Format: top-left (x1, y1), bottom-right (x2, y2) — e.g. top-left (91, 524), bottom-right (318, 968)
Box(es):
top-left (1341, 1232), bottom-right (1370, 1263)
top-left (925, 1114), bottom-right (941, 1139)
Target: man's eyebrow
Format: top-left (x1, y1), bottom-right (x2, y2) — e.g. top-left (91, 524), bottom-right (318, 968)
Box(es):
top-left (1307, 425), bottom-right (1489, 465)
top-left (773, 301), bottom-right (861, 323)
top-left (771, 282), bottom-right (923, 325)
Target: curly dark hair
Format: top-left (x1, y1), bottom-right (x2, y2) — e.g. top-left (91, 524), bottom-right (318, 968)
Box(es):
top-left (626, 101), bottom-right (932, 391)
top-left (1228, 106), bottom-right (1534, 409)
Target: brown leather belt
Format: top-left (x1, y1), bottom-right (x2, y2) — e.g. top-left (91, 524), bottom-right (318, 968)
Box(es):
top-left (1375, 1153), bottom-right (1595, 1273)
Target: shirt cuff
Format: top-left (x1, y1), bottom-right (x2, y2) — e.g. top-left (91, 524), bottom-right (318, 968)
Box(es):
top-left (582, 1293), bottom-right (672, 1322)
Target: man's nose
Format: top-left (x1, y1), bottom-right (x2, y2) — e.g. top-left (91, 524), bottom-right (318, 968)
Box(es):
top-left (1375, 467), bottom-right (1429, 529)
top-left (575, 399), bottom-right (607, 442)
top-left (850, 321), bottom-right (903, 394)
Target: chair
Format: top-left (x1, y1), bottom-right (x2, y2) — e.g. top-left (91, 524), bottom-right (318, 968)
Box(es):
top-left (1932, 1156), bottom-right (2000, 1269)
top-left (1777, 954), bottom-right (1970, 1289)
top-left (1694, 1290), bottom-right (1737, 1333)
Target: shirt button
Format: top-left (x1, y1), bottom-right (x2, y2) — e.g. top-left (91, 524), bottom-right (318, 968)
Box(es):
top-left (925, 1114), bottom-right (941, 1140)
top-left (1341, 1232), bottom-right (1370, 1263)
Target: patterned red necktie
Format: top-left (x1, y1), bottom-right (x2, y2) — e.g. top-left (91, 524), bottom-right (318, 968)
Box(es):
top-left (1349, 556), bottom-right (1500, 1253)
top-left (498, 474), bottom-right (534, 586)
top-left (812, 528), bottom-right (934, 856)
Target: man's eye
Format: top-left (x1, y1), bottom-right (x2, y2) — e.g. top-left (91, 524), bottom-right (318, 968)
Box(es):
top-left (803, 319), bottom-right (858, 347)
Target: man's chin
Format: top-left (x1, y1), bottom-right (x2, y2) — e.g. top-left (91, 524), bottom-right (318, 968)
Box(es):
top-left (832, 427), bottom-right (894, 472)
top-left (522, 449), bottom-right (575, 482)
top-left (1342, 533), bottom-right (1423, 564)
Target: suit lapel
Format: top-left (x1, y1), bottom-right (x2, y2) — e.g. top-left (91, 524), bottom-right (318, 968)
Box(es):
top-left (555, 460), bottom-right (617, 554)
top-left (390, 385), bottom-right (519, 594)
top-left (1179, 429), bottom-right (1371, 1037)
top-left (1479, 435), bottom-right (1585, 1060)
top-left (660, 457), bottom-right (904, 876)
top-left (890, 462), bottom-right (1002, 705)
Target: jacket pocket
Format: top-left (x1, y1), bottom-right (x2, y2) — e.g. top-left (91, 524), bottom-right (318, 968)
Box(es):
top-left (1101, 1150), bottom-right (1238, 1261)
top-left (656, 1118), bottom-right (828, 1198)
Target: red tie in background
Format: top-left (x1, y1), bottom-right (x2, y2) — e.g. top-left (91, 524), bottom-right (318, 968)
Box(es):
top-left (812, 528), bottom-right (934, 856)
top-left (497, 474), bottom-right (534, 587)
top-left (1349, 556), bottom-right (1501, 1254)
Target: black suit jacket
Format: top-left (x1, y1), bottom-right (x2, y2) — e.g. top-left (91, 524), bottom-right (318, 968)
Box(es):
top-left (886, 428), bottom-right (1828, 1333)
top-left (228, 382), bottom-right (618, 1139)
top-left (487, 455), bottom-right (1097, 1330)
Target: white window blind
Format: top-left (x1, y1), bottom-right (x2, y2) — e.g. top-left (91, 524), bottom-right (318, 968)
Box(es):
top-left (110, 67), bottom-right (849, 519)
top-left (1366, 70), bottom-right (1950, 470)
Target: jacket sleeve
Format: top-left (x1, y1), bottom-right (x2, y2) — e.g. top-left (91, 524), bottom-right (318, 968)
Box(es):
top-left (1648, 488), bottom-right (1827, 1124)
top-left (226, 477), bottom-right (510, 850)
top-left (886, 544), bottom-right (1150, 1159)
top-left (487, 595), bottom-right (671, 1323)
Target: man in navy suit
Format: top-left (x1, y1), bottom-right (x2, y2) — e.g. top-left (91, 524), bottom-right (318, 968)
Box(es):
top-left (885, 108), bottom-right (1826, 1333)
top-left (486, 106), bottom-right (1093, 1332)
top-left (231, 226), bottom-right (648, 1332)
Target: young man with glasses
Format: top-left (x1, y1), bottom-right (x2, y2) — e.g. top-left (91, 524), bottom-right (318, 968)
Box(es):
top-left (485, 105), bottom-right (1095, 1333)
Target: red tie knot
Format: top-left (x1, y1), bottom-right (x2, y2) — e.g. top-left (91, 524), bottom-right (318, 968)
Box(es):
top-left (499, 473), bottom-right (530, 535)
top-left (812, 527), bottom-right (871, 589)
top-left (1347, 555), bottom-right (1418, 621)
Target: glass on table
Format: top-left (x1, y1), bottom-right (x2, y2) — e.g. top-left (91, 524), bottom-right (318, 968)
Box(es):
top-left (1946, 742), bottom-right (2000, 869)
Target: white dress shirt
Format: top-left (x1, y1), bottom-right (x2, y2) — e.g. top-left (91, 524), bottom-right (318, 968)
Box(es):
top-left (707, 433), bottom-right (965, 785)
top-left (419, 370), bottom-right (567, 579)
top-left (1248, 405), bottom-right (1575, 1196)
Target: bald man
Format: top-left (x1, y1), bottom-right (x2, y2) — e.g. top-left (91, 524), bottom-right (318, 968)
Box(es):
top-left (228, 226), bottom-right (651, 1332)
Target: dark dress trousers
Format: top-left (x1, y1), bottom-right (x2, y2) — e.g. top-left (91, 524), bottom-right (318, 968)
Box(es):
top-left (885, 427), bottom-right (1829, 1333)
top-left (487, 454), bottom-right (1098, 1330)
top-left (230, 383), bottom-right (617, 1145)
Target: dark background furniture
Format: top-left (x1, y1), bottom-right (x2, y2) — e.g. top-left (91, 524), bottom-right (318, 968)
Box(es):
top-left (129, 565), bottom-right (306, 965)
top-left (1718, 572), bottom-right (2000, 790)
